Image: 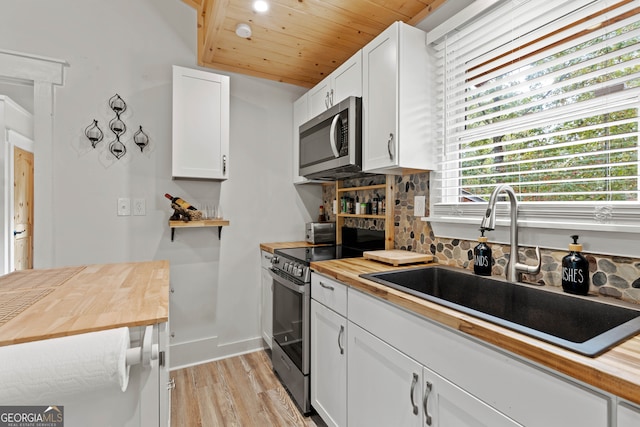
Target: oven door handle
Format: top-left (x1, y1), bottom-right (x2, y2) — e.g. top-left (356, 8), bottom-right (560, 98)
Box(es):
top-left (269, 269), bottom-right (306, 294)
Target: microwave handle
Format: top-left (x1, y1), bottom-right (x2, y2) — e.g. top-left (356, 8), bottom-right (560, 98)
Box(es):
top-left (329, 113), bottom-right (341, 158)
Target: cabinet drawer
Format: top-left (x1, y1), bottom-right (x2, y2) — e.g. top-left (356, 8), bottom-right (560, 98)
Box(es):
top-left (311, 273), bottom-right (347, 316)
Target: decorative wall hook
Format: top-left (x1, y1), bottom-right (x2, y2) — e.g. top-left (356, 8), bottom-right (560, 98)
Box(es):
top-left (133, 125), bottom-right (149, 152)
top-left (84, 119), bottom-right (103, 148)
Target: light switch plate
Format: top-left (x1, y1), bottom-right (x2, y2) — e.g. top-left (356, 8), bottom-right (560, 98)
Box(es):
top-left (133, 198), bottom-right (146, 216)
top-left (414, 196), bottom-right (426, 217)
top-left (118, 198), bottom-right (131, 216)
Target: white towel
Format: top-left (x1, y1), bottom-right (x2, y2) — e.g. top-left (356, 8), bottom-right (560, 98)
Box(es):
top-left (0, 327), bottom-right (130, 404)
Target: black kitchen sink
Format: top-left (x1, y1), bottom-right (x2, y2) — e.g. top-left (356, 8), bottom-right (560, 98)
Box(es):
top-left (360, 266), bottom-right (640, 356)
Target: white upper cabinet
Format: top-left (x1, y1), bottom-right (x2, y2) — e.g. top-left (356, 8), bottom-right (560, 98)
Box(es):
top-left (309, 51), bottom-right (362, 118)
top-left (172, 65), bottom-right (229, 180)
top-left (362, 21), bottom-right (435, 174)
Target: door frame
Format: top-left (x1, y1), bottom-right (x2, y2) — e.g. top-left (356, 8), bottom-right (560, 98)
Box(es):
top-left (0, 49), bottom-right (67, 272)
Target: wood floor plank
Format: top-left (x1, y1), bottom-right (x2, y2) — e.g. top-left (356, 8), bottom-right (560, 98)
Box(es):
top-left (171, 350), bottom-right (320, 427)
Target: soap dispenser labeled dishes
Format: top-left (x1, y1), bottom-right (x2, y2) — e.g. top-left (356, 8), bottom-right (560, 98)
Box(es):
top-left (562, 235), bottom-right (590, 295)
top-left (474, 229), bottom-right (492, 276)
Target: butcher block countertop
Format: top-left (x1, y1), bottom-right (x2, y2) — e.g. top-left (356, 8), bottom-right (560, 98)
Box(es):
top-left (260, 241), bottom-right (328, 253)
top-left (0, 260), bottom-right (170, 347)
top-left (311, 257), bottom-right (640, 406)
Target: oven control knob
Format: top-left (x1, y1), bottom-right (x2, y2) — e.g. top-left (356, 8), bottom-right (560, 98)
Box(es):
top-left (271, 256), bottom-right (279, 265)
top-left (284, 262), bottom-right (290, 272)
top-left (296, 267), bottom-right (303, 277)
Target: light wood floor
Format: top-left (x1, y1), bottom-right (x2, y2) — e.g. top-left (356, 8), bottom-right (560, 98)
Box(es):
top-left (171, 350), bottom-right (322, 427)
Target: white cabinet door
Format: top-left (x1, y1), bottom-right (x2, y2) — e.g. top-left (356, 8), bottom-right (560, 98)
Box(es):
top-left (309, 77), bottom-right (331, 118)
top-left (423, 366), bottom-right (522, 427)
top-left (362, 22), bottom-right (434, 174)
top-left (618, 402), bottom-right (640, 427)
top-left (363, 24), bottom-right (398, 172)
top-left (348, 321), bottom-right (423, 427)
top-left (308, 51), bottom-right (362, 118)
top-left (172, 65), bottom-right (229, 180)
top-left (261, 266), bottom-right (273, 348)
top-left (311, 300), bottom-right (347, 427)
top-left (293, 93), bottom-right (310, 184)
top-left (331, 50), bottom-right (362, 105)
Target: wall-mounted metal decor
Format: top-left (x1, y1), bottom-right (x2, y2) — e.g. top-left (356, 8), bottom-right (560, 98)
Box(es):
top-left (133, 125), bottom-right (149, 152)
top-left (108, 93), bottom-right (127, 159)
top-left (84, 119), bottom-right (104, 148)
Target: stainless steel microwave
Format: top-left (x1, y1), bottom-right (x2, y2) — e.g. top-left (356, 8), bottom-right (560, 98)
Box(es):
top-left (299, 96), bottom-right (362, 180)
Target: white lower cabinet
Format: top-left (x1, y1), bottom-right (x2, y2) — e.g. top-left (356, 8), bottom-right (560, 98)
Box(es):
top-left (348, 321), bottom-right (521, 427)
top-left (311, 300), bottom-right (347, 427)
top-left (618, 401), bottom-right (640, 427)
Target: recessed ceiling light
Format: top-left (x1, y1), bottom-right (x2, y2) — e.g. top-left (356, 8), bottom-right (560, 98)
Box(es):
top-left (253, 0), bottom-right (269, 13)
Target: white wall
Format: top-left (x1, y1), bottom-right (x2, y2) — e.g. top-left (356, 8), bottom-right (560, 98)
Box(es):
top-left (0, 0), bottom-right (321, 366)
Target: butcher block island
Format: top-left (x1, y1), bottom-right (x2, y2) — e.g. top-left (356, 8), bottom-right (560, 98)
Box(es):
top-left (0, 260), bottom-right (169, 345)
top-left (310, 257), bottom-right (640, 424)
top-left (0, 260), bottom-right (171, 427)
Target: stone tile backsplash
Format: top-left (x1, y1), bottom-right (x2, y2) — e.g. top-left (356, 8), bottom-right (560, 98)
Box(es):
top-left (322, 172), bottom-right (640, 305)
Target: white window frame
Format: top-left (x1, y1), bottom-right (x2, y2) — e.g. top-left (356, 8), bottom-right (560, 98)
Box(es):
top-left (424, 0), bottom-right (640, 258)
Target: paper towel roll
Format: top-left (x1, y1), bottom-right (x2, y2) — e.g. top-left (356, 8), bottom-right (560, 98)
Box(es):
top-left (0, 327), bottom-right (130, 404)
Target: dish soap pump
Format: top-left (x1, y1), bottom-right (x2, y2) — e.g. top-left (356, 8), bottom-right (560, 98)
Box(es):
top-left (474, 229), bottom-right (492, 276)
top-left (562, 235), bottom-right (590, 295)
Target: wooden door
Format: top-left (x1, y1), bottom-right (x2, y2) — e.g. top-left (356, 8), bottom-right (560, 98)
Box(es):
top-left (14, 146), bottom-right (34, 270)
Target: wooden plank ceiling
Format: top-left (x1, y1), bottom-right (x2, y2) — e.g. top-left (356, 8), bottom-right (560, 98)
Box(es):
top-left (182, 0), bottom-right (446, 88)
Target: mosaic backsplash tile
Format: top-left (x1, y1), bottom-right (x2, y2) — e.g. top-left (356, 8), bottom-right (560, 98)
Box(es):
top-left (322, 172), bottom-right (640, 305)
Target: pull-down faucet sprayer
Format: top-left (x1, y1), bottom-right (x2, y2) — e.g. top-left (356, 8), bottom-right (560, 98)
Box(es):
top-left (480, 184), bottom-right (541, 283)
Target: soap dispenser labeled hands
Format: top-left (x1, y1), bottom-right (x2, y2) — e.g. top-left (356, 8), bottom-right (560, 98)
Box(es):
top-left (562, 235), bottom-right (590, 295)
top-left (474, 229), bottom-right (492, 276)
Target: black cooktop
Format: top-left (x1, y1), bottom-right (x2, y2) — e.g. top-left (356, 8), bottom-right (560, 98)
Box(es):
top-left (275, 227), bottom-right (385, 265)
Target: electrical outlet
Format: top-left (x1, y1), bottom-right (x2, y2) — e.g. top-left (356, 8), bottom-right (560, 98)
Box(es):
top-left (118, 198), bottom-right (131, 216)
top-left (414, 196), bottom-right (426, 217)
top-left (133, 198), bottom-right (146, 216)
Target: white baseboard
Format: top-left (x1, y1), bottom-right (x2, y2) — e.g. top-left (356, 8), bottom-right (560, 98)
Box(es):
top-left (169, 335), bottom-right (265, 370)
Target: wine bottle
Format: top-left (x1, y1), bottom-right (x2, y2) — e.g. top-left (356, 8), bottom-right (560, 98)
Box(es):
top-left (165, 193), bottom-right (197, 210)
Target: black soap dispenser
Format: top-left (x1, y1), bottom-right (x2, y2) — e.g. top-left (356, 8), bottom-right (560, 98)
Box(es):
top-left (474, 229), bottom-right (492, 276)
top-left (561, 235), bottom-right (590, 295)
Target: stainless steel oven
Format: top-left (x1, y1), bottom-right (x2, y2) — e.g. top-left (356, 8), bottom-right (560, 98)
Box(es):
top-left (270, 266), bottom-right (310, 414)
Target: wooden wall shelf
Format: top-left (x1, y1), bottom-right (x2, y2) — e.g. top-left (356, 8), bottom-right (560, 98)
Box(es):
top-left (336, 175), bottom-right (394, 249)
top-left (169, 219), bottom-right (230, 241)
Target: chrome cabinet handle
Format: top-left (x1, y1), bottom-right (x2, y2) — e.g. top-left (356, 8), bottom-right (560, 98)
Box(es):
top-left (387, 133), bottom-right (394, 160)
top-left (325, 92), bottom-right (330, 109)
top-left (338, 325), bottom-right (345, 355)
top-left (222, 155), bottom-right (227, 174)
top-left (424, 381), bottom-right (433, 425)
top-left (329, 89), bottom-right (334, 106)
top-left (13, 230), bottom-right (25, 236)
top-left (319, 281), bottom-right (335, 291)
top-left (410, 373), bottom-right (419, 415)
top-left (167, 377), bottom-right (176, 390)
top-left (263, 254), bottom-right (273, 260)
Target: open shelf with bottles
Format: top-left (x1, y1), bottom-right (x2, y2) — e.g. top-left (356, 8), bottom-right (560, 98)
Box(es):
top-left (335, 175), bottom-right (394, 249)
top-left (169, 219), bottom-right (230, 241)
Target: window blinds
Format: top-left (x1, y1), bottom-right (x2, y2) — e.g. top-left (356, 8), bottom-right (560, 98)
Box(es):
top-left (432, 0), bottom-right (640, 205)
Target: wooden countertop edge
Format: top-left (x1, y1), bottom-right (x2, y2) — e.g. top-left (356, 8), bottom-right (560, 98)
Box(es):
top-left (0, 316), bottom-right (169, 347)
top-left (259, 241), bottom-right (331, 253)
top-left (311, 259), bottom-right (640, 406)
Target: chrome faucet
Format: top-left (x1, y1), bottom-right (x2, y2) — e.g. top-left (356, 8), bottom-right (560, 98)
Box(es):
top-left (480, 184), bottom-right (541, 283)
